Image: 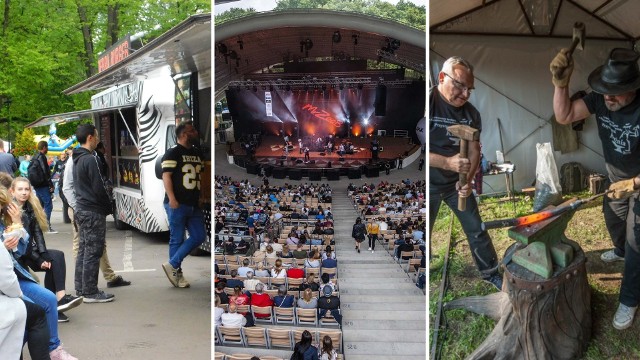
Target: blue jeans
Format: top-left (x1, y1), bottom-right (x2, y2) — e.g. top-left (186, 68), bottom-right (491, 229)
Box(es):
top-left (35, 186), bottom-right (52, 225)
top-left (164, 203), bottom-right (206, 269)
top-left (616, 195), bottom-right (640, 307)
top-left (429, 186), bottom-right (498, 276)
top-left (20, 280), bottom-right (60, 352)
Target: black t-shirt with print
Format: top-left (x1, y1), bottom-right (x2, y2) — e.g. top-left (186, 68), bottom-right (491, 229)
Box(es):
top-left (162, 144), bottom-right (203, 207)
top-left (429, 86), bottom-right (482, 192)
top-left (582, 91), bottom-right (640, 182)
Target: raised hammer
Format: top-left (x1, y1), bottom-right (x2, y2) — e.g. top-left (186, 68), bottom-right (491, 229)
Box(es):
top-left (551, 22), bottom-right (586, 80)
top-left (447, 124), bottom-right (479, 211)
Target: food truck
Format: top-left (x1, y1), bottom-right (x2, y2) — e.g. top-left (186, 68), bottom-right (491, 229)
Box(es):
top-left (27, 13), bottom-right (212, 251)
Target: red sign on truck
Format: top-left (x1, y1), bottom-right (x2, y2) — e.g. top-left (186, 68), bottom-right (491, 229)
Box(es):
top-left (98, 35), bottom-right (131, 73)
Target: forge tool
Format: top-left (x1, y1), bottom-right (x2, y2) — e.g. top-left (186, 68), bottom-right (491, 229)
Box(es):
top-left (447, 124), bottom-right (479, 211)
top-left (481, 190), bottom-right (610, 231)
top-left (484, 191), bottom-right (610, 278)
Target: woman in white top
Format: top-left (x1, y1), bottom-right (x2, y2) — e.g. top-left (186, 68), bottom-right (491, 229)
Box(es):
top-left (214, 295), bottom-right (224, 327)
top-left (304, 250), bottom-right (321, 268)
top-left (271, 259), bottom-right (287, 278)
top-left (318, 334), bottom-right (338, 360)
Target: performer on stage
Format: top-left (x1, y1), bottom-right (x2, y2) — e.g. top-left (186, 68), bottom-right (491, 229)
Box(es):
top-left (298, 138), bottom-right (303, 154)
top-left (304, 147), bottom-right (310, 162)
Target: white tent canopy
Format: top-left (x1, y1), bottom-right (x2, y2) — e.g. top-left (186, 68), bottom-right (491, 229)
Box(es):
top-left (430, 0), bottom-right (639, 193)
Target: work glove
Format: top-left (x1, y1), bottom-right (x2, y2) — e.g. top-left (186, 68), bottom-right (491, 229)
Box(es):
top-left (608, 178), bottom-right (637, 200)
top-left (550, 48), bottom-right (574, 88)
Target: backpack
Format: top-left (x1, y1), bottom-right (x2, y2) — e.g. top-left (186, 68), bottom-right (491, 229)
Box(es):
top-left (27, 155), bottom-right (47, 187)
top-left (560, 162), bottom-right (587, 194)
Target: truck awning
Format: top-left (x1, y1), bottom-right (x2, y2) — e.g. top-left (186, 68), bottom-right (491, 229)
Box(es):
top-left (26, 104), bottom-right (136, 128)
top-left (64, 13), bottom-right (211, 95)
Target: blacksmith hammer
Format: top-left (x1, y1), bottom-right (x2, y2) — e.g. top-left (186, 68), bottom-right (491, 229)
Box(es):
top-left (551, 22), bottom-right (585, 81)
top-left (447, 124), bottom-right (479, 211)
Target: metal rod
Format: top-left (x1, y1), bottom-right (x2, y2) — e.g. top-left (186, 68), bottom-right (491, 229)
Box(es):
top-left (430, 212), bottom-right (454, 360)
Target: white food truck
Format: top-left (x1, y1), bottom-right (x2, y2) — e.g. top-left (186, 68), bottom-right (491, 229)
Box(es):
top-left (27, 13), bottom-right (212, 251)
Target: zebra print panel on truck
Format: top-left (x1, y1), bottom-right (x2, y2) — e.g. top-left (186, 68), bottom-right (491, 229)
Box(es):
top-left (114, 192), bottom-right (165, 233)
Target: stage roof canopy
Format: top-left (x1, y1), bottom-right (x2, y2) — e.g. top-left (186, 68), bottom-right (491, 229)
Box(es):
top-left (214, 9), bottom-right (426, 101)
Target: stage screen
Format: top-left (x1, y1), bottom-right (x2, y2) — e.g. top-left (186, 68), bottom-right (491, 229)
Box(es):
top-left (226, 81), bottom-right (425, 142)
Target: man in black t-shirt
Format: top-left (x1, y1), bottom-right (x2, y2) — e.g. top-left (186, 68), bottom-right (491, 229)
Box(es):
top-left (429, 56), bottom-right (501, 291)
top-left (551, 48), bottom-right (640, 330)
top-left (161, 121), bottom-right (205, 289)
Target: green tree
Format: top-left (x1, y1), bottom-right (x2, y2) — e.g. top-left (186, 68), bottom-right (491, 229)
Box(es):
top-left (214, 7), bottom-right (257, 24)
top-left (13, 127), bottom-right (36, 157)
top-left (0, 0), bottom-right (210, 142)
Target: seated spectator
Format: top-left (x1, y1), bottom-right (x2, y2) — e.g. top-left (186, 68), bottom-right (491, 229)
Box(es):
top-left (215, 282), bottom-right (229, 304)
top-left (318, 285), bottom-right (342, 326)
top-left (271, 259), bottom-right (287, 278)
top-left (226, 269), bottom-right (244, 289)
top-left (312, 223), bottom-right (323, 235)
top-left (297, 288), bottom-right (318, 309)
top-left (235, 238), bottom-right (249, 253)
top-left (304, 250), bottom-right (321, 268)
top-left (229, 286), bottom-right (250, 311)
top-left (287, 234), bottom-right (300, 246)
top-left (214, 295), bottom-right (224, 327)
top-left (249, 283), bottom-right (273, 317)
top-left (287, 261), bottom-right (305, 279)
top-left (321, 253), bottom-right (337, 269)
top-left (319, 273), bottom-right (335, 294)
top-left (280, 244), bottom-right (293, 258)
top-left (254, 263), bottom-right (270, 278)
top-left (322, 246), bottom-right (336, 260)
top-left (301, 274), bottom-right (320, 292)
top-left (237, 258), bottom-right (254, 277)
top-left (292, 330), bottom-right (318, 360)
top-left (292, 243), bottom-right (308, 259)
top-left (273, 285), bottom-right (295, 308)
top-left (319, 335), bottom-right (338, 360)
top-left (224, 236), bottom-right (236, 254)
top-left (243, 271), bottom-right (262, 292)
top-left (395, 237), bottom-right (415, 260)
top-left (221, 303), bottom-right (246, 327)
top-left (265, 245), bottom-right (278, 259)
top-left (0, 240), bottom-right (27, 359)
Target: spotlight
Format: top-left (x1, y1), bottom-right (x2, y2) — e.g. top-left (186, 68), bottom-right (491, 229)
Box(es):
top-left (321, 84), bottom-right (327, 91)
top-left (237, 40), bottom-right (244, 50)
top-left (217, 43), bottom-right (228, 54)
top-left (304, 84), bottom-right (309, 91)
top-left (332, 31), bottom-right (341, 43)
top-left (253, 85), bottom-right (258, 92)
top-left (305, 38), bottom-right (313, 50)
top-left (286, 84), bottom-right (291, 92)
top-left (269, 85), bottom-right (274, 92)
top-left (262, 85), bottom-right (266, 90)
top-left (300, 41), bottom-right (304, 53)
top-left (352, 34), bottom-right (358, 45)
top-left (357, 83), bottom-right (363, 90)
top-left (339, 83), bottom-right (344, 90)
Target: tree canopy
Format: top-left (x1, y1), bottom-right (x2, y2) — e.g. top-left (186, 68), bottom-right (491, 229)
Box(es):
top-left (0, 0), bottom-right (210, 147)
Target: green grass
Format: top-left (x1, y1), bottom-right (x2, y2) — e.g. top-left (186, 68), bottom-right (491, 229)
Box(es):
top-left (430, 191), bottom-right (640, 359)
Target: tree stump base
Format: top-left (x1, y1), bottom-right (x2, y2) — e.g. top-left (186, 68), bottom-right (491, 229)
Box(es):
top-left (445, 242), bottom-right (591, 360)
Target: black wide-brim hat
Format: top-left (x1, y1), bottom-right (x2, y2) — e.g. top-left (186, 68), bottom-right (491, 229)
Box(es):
top-left (588, 48), bottom-right (640, 95)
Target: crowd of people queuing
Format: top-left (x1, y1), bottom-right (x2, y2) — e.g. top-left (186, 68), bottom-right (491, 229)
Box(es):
top-left (0, 121), bottom-right (205, 359)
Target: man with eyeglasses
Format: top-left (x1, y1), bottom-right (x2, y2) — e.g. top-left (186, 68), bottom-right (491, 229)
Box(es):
top-left (551, 48), bottom-right (640, 330)
top-left (429, 56), bottom-right (502, 291)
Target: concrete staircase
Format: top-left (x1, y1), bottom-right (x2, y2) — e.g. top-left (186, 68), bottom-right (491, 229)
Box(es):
top-left (331, 184), bottom-right (426, 360)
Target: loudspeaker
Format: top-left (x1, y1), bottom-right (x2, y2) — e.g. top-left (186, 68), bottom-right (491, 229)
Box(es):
top-left (273, 168), bottom-right (288, 179)
top-left (365, 165), bottom-right (379, 178)
top-left (246, 162), bottom-right (260, 175)
top-left (289, 169), bottom-right (302, 180)
top-left (348, 168), bottom-right (361, 179)
top-left (264, 165), bottom-right (273, 177)
top-left (374, 84), bottom-right (387, 116)
top-left (309, 170), bottom-right (322, 181)
top-left (234, 156), bottom-right (247, 168)
top-left (327, 169), bottom-right (340, 181)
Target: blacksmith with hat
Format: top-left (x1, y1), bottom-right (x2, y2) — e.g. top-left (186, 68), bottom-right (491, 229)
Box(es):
top-left (551, 47), bottom-right (640, 330)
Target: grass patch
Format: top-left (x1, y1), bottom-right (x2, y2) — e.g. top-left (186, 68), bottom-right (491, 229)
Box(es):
top-left (430, 191), bottom-right (639, 359)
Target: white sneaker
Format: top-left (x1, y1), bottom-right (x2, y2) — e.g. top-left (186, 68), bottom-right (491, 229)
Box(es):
top-left (613, 303), bottom-right (637, 330)
top-left (368, 247), bottom-right (372, 251)
top-left (601, 249), bottom-right (624, 263)
top-left (371, 250), bottom-right (374, 253)
top-left (49, 345), bottom-right (78, 360)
